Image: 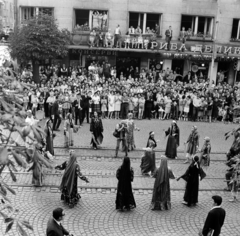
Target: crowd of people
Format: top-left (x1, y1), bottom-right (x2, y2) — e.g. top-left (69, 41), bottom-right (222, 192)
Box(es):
top-left (19, 61), bottom-right (240, 130)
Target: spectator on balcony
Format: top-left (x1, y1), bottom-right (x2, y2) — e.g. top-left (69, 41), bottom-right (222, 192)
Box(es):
top-left (129, 26), bottom-right (135, 34)
top-left (179, 27), bottom-right (187, 50)
top-left (102, 12), bottom-right (108, 29)
top-left (165, 26), bottom-right (173, 51)
top-left (98, 12), bottom-right (103, 29)
top-left (187, 28), bottom-right (193, 37)
top-left (92, 11), bottom-right (99, 29)
top-left (146, 27), bottom-right (153, 34)
top-left (135, 25), bottom-right (142, 35)
top-left (114, 25), bottom-right (121, 48)
top-left (95, 31), bottom-right (104, 47)
top-left (89, 29), bottom-right (96, 48)
top-left (105, 29), bottom-right (113, 48)
top-left (155, 24), bottom-right (160, 36)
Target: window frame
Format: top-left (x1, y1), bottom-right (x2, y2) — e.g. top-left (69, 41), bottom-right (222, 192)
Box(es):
top-left (180, 14), bottom-right (214, 38)
top-left (20, 6), bottom-right (54, 23)
top-left (73, 8), bottom-right (109, 32)
top-left (231, 18), bottom-right (240, 41)
top-left (128, 11), bottom-right (162, 35)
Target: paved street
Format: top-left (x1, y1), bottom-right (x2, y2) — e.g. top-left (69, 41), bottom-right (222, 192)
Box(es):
top-left (1, 120), bottom-right (239, 236)
top-left (1, 189), bottom-right (240, 236)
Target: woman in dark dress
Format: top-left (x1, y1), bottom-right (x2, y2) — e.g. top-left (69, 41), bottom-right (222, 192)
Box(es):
top-left (151, 156), bottom-right (175, 211)
top-left (140, 131), bottom-right (157, 176)
top-left (90, 111), bottom-right (104, 150)
top-left (44, 119), bottom-right (54, 156)
top-left (165, 120), bottom-right (180, 159)
top-left (55, 151), bottom-right (89, 208)
top-left (177, 156), bottom-right (206, 207)
top-left (116, 157), bottom-right (136, 211)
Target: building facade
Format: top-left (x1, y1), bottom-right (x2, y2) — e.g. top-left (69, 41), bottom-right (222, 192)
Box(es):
top-left (0, 0), bottom-right (16, 39)
top-left (16, 0), bottom-right (240, 84)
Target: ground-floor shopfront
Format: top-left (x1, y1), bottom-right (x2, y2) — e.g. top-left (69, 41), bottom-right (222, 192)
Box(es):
top-left (66, 45), bottom-right (239, 85)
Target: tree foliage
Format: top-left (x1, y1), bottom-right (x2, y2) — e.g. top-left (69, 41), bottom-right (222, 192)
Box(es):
top-left (8, 13), bottom-right (71, 82)
top-left (0, 68), bottom-right (53, 235)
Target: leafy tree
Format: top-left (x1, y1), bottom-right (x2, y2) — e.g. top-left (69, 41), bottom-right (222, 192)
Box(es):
top-left (8, 13), bottom-right (71, 83)
top-left (0, 68), bottom-right (53, 235)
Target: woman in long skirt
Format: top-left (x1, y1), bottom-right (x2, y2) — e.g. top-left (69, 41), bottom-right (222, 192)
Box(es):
top-left (151, 156), bottom-right (175, 210)
top-left (165, 120), bottom-right (180, 159)
top-left (177, 156), bottom-right (206, 207)
top-left (90, 111), bottom-right (104, 150)
top-left (126, 113), bottom-right (140, 151)
top-left (55, 151), bottom-right (89, 208)
top-left (140, 131), bottom-right (157, 176)
top-left (116, 157), bottom-right (136, 211)
top-left (199, 137), bottom-right (211, 167)
top-left (44, 119), bottom-right (54, 156)
top-left (64, 113), bottom-right (74, 148)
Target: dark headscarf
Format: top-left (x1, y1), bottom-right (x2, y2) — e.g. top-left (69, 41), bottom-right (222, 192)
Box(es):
top-left (154, 157), bottom-right (169, 192)
top-left (60, 152), bottom-right (77, 194)
top-left (146, 131), bottom-right (157, 148)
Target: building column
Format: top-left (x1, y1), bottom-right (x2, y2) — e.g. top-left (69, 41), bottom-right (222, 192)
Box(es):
top-left (194, 16), bottom-right (198, 35)
top-left (208, 61), bottom-right (218, 85)
top-left (89, 10), bottom-right (93, 30)
top-left (204, 18), bottom-right (208, 34)
top-left (183, 60), bottom-right (190, 76)
top-left (163, 59), bottom-right (172, 70)
top-left (143, 13), bottom-right (146, 34)
top-left (237, 20), bottom-right (240, 39)
top-left (209, 18), bottom-right (213, 36)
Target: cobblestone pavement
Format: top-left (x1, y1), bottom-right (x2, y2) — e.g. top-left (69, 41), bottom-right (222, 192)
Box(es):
top-left (1, 119), bottom-right (238, 236)
top-left (0, 189), bottom-right (239, 236)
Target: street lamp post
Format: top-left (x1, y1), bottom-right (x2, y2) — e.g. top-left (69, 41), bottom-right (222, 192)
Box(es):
top-left (209, 0), bottom-right (220, 88)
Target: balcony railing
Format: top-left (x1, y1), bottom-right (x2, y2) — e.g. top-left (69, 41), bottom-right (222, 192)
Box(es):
top-left (185, 32), bottom-right (213, 41)
top-left (71, 30), bottom-right (162, 46)
top-left (230, 38), bottom-right (240, 42)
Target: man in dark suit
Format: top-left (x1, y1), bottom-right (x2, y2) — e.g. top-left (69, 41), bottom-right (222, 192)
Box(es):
top-left (82, 91), bottom-right (91, 124)
top-left (52, 96), bottom-right (61, 131)
top-left (73, 93), bottom-right (83, 126)
top-left (46, 208), bottom-right (71, 236)
top-left (199, 195), bottom-right (226, 236)
top-left (165, 26), bottom-right (172, 50)
top-left (183, 71), bottom-right (192, 83)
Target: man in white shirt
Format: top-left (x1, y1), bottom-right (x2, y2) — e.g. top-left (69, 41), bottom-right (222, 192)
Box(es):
top-left (192, 92), bottom-right (201, 121)
top-left (129, 26), bottom-right (135, 34)
top-left (114, 25), bottom-right (121, 48)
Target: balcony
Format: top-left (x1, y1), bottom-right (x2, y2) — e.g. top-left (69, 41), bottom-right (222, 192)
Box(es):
top-left (230, 38), bottom-right (240, 43)
top-left (184, 32), bottom-right (213, 42)
top-left (71, 30), bottom-right (162, 46)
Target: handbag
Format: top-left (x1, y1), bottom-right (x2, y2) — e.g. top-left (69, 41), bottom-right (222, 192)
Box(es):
top-left (113, 129), bottom-right (120, 138)
top-left (73, 126), bottom-right (79, 133)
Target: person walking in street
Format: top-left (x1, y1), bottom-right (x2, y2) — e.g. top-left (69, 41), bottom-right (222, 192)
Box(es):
top-left (126, 112), bottom-right (140, 151)
top-left (63, 113), bottom-right (75, 148)
top-left (140, 131), bottom-right (157, 176)
top-left (116, 157), bottom-right (136, 211)
top-left (90, 111), bottom-right (104, 150)
top-left (184, 126), bottom-right (199, 163)
top-left (44, 119), bottom-right (55, 156)
top-left (52, 96), bottom-right (62, 131)
top-left (199, 137), bottom-right (211, 167)
top-left (199, 195), bottom-right (226, 236)
top-left (114, 121), bottom-right (128, 158)
top-left (177, 156), bottom-right (206, 207)
top-left (151, 156), bottom-right (175, 211)
top-left (164, 120), bottom-right (180, 159)
top-left (55, 151), bottom-right (89, 208)
top-left (46, 208), bottom-right (72, 236)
